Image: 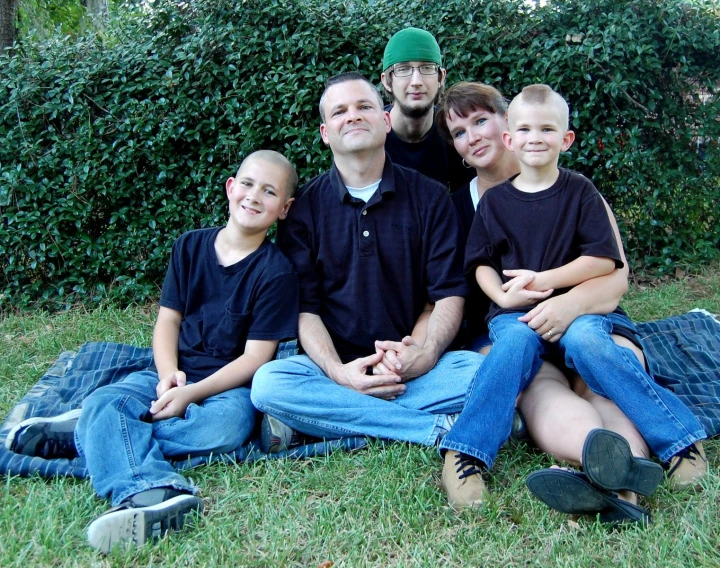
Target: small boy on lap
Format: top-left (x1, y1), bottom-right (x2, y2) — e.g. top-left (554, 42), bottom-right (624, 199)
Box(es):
top-left (7, 150), bottom-right (299, 551)
top-left (454, 84), bottom-right (707, 523)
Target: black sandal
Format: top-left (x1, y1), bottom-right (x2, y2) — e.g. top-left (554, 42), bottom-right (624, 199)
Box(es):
top-left (582, 428), bottom-right (663, 496)
top-left (527, 468), bottom-right (651, 526)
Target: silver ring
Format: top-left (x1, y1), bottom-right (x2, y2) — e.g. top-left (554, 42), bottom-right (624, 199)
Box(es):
top-left (546, 330), bottom-right (554, 338)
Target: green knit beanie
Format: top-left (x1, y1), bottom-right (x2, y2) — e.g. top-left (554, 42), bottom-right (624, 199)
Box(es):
top-left (382, 27), bottom-right (442, 71)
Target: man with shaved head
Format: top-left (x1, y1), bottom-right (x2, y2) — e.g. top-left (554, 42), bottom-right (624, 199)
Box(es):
top-left (252, 72), bottom-right (485, 480)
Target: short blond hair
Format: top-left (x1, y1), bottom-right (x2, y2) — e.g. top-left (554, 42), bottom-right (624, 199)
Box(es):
top-left (238, 150), bottom-right (298, 198)
top-left (508, 84), bottom-right (570, 129)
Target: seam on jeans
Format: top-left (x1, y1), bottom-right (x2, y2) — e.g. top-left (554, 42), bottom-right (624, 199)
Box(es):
top-left (117, 395), bottom-right (141, 480)
top-left (656, 431), bottom-right (706, 463)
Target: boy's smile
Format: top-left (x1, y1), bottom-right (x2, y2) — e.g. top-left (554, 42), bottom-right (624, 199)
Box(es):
top-left (503, 102), bottom-right (575, 172)
top-left (226, 157), bottom-right (293, 234)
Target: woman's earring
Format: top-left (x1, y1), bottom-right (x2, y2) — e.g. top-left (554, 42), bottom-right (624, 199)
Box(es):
top-left (462, 159), bottom-right (473, 169)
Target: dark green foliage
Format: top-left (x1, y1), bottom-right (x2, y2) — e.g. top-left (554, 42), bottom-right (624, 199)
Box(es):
top-left (1, 0), bottom-right (719, 307)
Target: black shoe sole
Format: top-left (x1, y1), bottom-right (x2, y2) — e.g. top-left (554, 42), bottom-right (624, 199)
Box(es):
top-left (527, 469), bottom-right (650, 526)
top-left (583, 429), bottom-right (663, 496)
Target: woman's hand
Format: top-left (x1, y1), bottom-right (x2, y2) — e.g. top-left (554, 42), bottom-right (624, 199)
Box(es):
top-left (517, 293), bottom-right (581, 342)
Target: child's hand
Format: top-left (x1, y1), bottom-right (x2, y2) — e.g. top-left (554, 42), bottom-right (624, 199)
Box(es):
top-left (156, 370), bottom-right (187, 398)
top-left (499, 275), bottom-right (553, 309)
top-left (150, 386), bottom-right (195, 421)
top-left (502, 269), bottom-right (550, 292)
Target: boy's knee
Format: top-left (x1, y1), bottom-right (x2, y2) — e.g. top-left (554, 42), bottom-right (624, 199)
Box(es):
top-left (562, 316), bottom-right (601, 345)
top-left (491, 317), bottom-right (538, 343)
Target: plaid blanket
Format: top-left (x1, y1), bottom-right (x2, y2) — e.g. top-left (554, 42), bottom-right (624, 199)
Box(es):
top-left (637, 309), bottom-right (720, 438)
top-left (0, 342), bottom-right (366, 479)
top-left (1, 309), bottom-right (718, 479)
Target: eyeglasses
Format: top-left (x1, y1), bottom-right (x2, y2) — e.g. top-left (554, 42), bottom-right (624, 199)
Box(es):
top-left (391, 64), bottom-right (439, 77)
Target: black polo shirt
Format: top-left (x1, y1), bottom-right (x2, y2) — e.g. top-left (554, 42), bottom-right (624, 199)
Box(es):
top-left (278, 156), bottom-right (468, 363)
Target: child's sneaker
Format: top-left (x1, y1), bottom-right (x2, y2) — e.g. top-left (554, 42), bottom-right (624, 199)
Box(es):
top-left (5, 409), bottom-right (81, 459)
top-left (440, 450), bottom-right (488, 511)
top-left (86, 488), bottom-right (203, 553)
top-left (667, 441), bottom-right (708, 490)
top-left (260, 414), bottom-right (303, 453)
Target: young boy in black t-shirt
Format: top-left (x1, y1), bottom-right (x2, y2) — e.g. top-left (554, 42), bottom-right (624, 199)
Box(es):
top-left (6, 150), bottom-right (300, 551)
top-left (460, 84), bottom-right (706, 524)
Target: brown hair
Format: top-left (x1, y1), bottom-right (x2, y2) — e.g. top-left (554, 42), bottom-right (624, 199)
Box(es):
top-left (436, 82), bottom-right (508, 143)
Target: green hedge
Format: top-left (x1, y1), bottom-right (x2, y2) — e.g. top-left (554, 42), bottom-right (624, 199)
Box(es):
top-left (1, 0), bottom-right (719, 307)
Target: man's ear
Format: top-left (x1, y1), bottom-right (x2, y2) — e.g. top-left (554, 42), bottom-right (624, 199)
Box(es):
top-left (384, 111), bottom-right (392, 134)
top-left (438, 67), bottom-right (447, 87)
top-left (319, 123), bottom-right (329, 145)
top-left (502, 132), bottom-right (514, 152)
top-left (380, 71), bottom-right (392, 97)
top-left (562, 130), bottom-right (576, 152)
top-left (279, 197), bottom-right (295, 220)
top-left (225, 177), bottom-right (235, 198)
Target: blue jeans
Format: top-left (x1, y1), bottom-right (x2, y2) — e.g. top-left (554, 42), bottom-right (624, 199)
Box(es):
top-left (251, 351), bottom-right (485, 446)
top-left (440, 313), bottom-right (706, 466)
top-left (75, 371), bottom-right (257, 506)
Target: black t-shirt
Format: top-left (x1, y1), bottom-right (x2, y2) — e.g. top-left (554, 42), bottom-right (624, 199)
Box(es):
top-left (278, 156), bottom-right (468, 363)
top-left (160, 228), bottom-right (299, 383)
top-left (464, 169), bottom-right (623, 322)
top-left (384, 105), bottom-right (474, 192)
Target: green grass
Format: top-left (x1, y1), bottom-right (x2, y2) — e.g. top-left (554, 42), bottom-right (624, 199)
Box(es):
top-left (1, 268), bottom-right (719, 567)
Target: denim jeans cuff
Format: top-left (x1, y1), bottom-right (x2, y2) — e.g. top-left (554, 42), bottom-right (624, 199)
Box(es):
top-left (437, 440), bottom-right (493, 470)
top-left (428, 414), bottom-right (450, 447)
top-left (112, 477), bottom-right (197, 507)
top-left (656, 431), bottom-right (707, 463)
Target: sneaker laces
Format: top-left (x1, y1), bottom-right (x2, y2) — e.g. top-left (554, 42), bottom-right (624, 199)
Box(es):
top-left (667, 444), bottom-right (701, 476)
top-left (37, 436), bottom-right (76, 459)
top-left (454, 453), bottom-right (485, 480)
